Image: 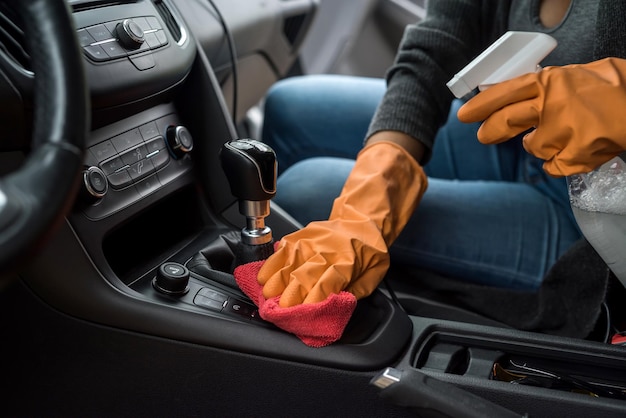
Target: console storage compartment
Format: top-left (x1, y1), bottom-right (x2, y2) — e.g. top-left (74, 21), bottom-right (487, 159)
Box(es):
top-left (392, 317), bottom-right (626, 417)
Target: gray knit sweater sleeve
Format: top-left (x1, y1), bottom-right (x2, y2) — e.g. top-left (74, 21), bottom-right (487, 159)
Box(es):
top-left (366, 0), bottom-right (510, 164)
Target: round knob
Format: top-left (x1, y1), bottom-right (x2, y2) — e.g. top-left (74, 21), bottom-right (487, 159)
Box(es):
top-left (116, 19), bottom-right (145, 50)
top-left (82, 166), bottom-right (108, 203)
top-left (166, 125), bottom-right (194, 158)
top-left (153, 262), bottom-right (190, 295)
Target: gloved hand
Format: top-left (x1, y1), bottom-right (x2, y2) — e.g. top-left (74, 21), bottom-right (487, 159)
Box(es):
top-left (457, 57), bottom-right (626, 177)
top-left (258, 141), bottom-right (427, 307)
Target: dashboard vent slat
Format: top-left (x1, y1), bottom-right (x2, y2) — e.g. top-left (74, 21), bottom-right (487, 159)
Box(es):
top-left (153, 0), bottom-right (182, 43)
top-left (283, 13), bottom-right (307, 47)
top-left (0, 5), bottom-right (30, 71)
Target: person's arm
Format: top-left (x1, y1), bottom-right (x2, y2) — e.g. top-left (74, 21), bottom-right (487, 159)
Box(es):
top-left (366, 131), bottom-right (425, 162)
top-left (256, 1), bottom-right (511, 308)
top-left (367, 0), bottom-right (510, 164)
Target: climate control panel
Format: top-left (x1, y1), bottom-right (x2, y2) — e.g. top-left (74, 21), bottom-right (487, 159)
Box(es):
top-left (81, 111), bottom-right (194, 220)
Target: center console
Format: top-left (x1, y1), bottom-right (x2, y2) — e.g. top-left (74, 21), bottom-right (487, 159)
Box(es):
top-left (56, 0), bottom-right (413, 369)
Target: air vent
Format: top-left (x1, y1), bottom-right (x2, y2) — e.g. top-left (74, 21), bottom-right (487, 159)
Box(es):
top-left (153, 0), bottom-right (182, 43)
top-left (283, 13), bottom-right (307, 47)
top-left (0, 4), bottom-right (30, 71)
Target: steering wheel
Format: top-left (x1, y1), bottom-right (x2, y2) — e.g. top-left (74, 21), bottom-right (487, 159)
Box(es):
top-left (0, 0), bottom-right (88, 272)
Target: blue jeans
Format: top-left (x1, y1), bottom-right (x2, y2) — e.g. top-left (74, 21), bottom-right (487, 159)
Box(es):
top-left (262, 75), bottom-right (582, 289)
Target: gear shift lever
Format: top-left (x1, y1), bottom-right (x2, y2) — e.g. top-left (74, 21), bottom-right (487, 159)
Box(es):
top-left (220, 139), bottom-right (277, 264)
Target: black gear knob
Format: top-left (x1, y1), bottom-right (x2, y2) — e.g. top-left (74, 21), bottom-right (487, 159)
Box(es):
top-left (220, 139), bottom-right (277, 247)
top-left (220, 139), bottom-right (277, 202)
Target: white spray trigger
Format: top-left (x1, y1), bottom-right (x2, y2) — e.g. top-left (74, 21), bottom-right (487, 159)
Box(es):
top-left (446, 31), bottom-right (557, 99)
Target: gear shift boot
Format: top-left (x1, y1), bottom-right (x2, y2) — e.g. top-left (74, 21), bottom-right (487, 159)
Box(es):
top-left (186, 231), bottom-right (240, 289)
top-left (187, 230), bottom-right (274, 287)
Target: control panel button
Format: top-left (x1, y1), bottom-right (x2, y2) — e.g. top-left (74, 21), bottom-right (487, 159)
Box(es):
top-left (100, 156), bottom-right (126, 175)
top-left (155, 30), bottom-right (168, 46)
top-left (139, 122), bottom-right (160, 141)
top-left (111, 128), bottom-right (143, 153)
top-left (132, 17), bottom-right (152, 33)
top-left (224, 298), bottom-right (258, 320)
top-left (145, 137), bottom-right (166, 154)
top-left (135, 176), bottom-right (161, 197)
top-left (121, 144), bottom-right (148, 166)
top-left (100, 41), bottom-right (127, 59)
top-left (194, 295), bottom-right (226, 311)
top-left (76, 29), bottom-right (96, 47)
top-left (149, 149), bottom-right (169, 170)
top-left (144, 32), bottom-right (161, 49)
top-left (198, 288), bottom-right (228, 301)
top-left (146, 16), bottom-right (162, 30)
top-left (86, 24), bottom-right (113, 42)
top-left (107, 170), bottom-right (132, 189)
top-left (128, 158), bottom-right (155, 181)
top-left (104, 20), bottom-right (122, 35)
top-left (90, 140), bottom-right (117, 162)
top-left (83, 45), bottom-right (108, 62)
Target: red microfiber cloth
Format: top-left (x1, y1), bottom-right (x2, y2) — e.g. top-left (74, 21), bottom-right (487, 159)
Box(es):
top-left (233, 260), bottom-right (357, 348)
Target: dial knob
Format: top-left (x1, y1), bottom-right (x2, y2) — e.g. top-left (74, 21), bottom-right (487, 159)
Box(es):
top-left (166, 125), bottom-right (194, 158)
top-left (115, 19), bottom-right (145, 50)
top-left (82, 166), bottom-right (108, 203)
top-left (153, 262), bottom-right (190, 295)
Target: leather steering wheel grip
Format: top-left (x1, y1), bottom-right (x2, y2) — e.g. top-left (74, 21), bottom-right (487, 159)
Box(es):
top-left (0, 0), bottom-right (89, 271)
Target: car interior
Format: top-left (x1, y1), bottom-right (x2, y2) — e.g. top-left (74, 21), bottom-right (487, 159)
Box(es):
top-left (1, 0), bottom-right (625, 416)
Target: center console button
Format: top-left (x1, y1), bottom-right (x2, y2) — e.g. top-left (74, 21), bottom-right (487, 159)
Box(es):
top-left (101, 41), bottom-right (127, 59)
top-left (107, 170), bottom-right (132, 189)
top-left (144, 32), bottom-right (161, 49)
top-left (86, 24), bottom-right (113, 42)
top-left (149, 149), bottom-right (170, 170)
top-left (83, 45), bottom-right (108, 62)
top-left (77, 29), bottom-right (96, 47)
top-left (139, 122), bottom-right (160, 141)
top-left (132, 17), bottom-right (152, 33)
top-left (194, 295), bottom-right (226, 311)
top-left (198, 288), bottom-right (228, 301)
top-left (155, 30), bottom-right (168, 46)
top-left (224, 298), bottom-right (258, 320)
top-left (111, 128), bottom-right (143, 153)
top-left (100, 156), bottom-right (126, 175)
top-left (128, 158), bottom-right (155, 181)
top-left (90, 140), bottom-right (117, 162)
top-left (121, 144), bottom-right (148, 166)
top-left (146, 16), bottom-right (162, 30)
top-left (145, 137), bottom-right (166, 153)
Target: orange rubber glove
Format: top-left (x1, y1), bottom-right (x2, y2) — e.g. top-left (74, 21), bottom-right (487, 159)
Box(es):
top-left (457, 57), bottom-right (626, 177)
top-left (258, 141), bottom-right (427, 307)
